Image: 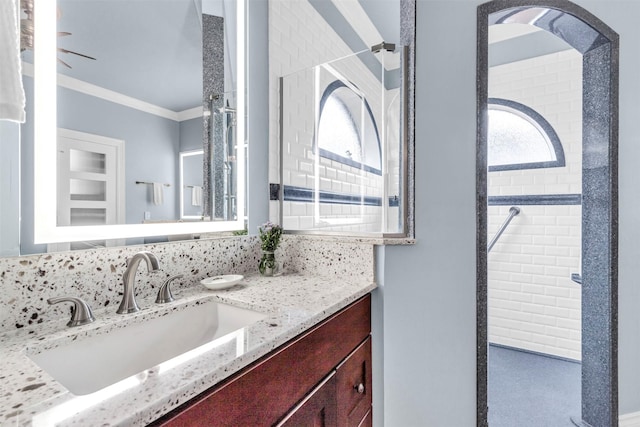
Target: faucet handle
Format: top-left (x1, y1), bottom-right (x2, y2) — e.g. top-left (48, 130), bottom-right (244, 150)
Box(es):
top-left (48, 296), bottom-right (96, 327)
top-left (156, 274), bottom-right (183, 304)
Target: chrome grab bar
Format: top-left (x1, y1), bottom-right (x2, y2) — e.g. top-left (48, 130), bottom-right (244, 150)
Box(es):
top-left (488, 206), bottom-right (521, 253)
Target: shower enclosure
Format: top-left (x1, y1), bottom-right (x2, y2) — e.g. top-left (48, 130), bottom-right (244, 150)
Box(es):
top-left (206, 91), bottom-right (239, 221)
top-left (278, 46), bottom-right (408, 236)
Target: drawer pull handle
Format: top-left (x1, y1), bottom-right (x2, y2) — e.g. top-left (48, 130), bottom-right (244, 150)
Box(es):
top-left (354, 383), bottom-right (365, 394)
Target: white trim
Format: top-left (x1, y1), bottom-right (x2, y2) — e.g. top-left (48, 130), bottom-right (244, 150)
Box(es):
top-left (177, 106), bottom-right (203, 122)
top-left (57, 73), bottom-right (179, 120)
top-left (22, 62), bottom-right (201, 122)
top-left (620, 412), bottom-right (640, 427)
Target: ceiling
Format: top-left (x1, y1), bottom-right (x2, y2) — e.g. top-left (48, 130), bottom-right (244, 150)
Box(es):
top-left (33, 0), bottom-right (396, 115)
top-left (489, 23), bottom-right (542, 44)
top-left (55, 0), bottom-right (204, 112)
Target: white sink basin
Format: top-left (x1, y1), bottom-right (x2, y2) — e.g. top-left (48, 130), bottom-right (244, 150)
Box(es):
top-left (27, 300), bottom-right (266, 395)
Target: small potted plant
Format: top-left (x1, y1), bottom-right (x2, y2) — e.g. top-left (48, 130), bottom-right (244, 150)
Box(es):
top-left (258, 221), bottom-right (283, 276)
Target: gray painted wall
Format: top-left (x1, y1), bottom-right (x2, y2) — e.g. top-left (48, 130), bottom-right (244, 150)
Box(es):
top-left (359, 0), bottom-right (400, 43)
top-left (379, 0), bottom-right (639, 424)
top-left (381, 2), bottom-right (479, 424)
top-left (58, 90), bottom-right (180, 224)
top-left (0, 121), bottom-right (20, 257)
top-left (57, 88), bottom-right (180, 226)
top-left (180, 117), bottom-right (203, 152)
top-left (583, 1), bottom-right (640, 416)
top-left (56, 0), bottom-right (202, 112)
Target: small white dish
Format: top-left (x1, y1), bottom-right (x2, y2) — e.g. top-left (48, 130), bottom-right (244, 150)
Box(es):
top-left (200, 274), bottom-right (244, 290)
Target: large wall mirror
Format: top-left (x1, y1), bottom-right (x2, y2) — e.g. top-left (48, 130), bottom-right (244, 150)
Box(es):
top-left (14, 0), bottom-right (245, 254)
top-left (3, 0), bottom-right (414, 256)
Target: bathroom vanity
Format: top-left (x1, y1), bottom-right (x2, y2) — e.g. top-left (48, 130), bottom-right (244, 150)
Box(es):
top-left (153, 294), bottom-right (372, 426)
top-left (0, 262), bottom-right (375, 426)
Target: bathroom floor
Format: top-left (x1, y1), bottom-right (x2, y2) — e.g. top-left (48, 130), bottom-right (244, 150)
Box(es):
top-left (488, 344), bottom-right (581, 427)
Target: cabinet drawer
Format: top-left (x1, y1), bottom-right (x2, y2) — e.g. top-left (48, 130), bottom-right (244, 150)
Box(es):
top-left (277, 373), bottom-right (338, 427)
top-left (154, 295), bottom-right (371, 427)
top-left (358, 409), bottom-right (372, 427)
top-left (337, 337), bottom-right (372, 426)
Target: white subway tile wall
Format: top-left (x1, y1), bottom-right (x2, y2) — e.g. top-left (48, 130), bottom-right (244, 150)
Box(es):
top-left (488, 49), bottom-right (582, 360)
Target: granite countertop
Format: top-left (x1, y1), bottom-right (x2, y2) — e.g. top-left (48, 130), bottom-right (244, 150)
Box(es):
top-left (0, 273), bottom-right (375, 426)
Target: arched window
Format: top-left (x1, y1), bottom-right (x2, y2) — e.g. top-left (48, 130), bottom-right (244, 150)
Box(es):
top-left (488, 98), bottom-right (565, 171)
top-left (317, 81), bottom-right (381, 175)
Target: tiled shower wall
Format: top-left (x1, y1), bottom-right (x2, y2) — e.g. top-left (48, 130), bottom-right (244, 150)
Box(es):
top-left (269, 0), bottom-right (399, 233)
top-left (279, 57), bottom-right (385, 232)
top-left (488, 49), bottom-right (583, 360)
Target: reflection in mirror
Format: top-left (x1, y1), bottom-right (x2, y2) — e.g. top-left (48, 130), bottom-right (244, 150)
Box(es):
top-left (14, 0), bottom-right (245, 255)
top-left (208, 91), bottom-right (240, 221)
top-left (180, 150), bottom-right (204, 220)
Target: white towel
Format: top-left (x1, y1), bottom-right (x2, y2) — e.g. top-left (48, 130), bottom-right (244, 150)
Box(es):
top-left (191, 186), bottom-right (202, 207)
top-left (0, 0), bottom-right (26, 123)
top-left (152, 182), bottom-right (164, 205)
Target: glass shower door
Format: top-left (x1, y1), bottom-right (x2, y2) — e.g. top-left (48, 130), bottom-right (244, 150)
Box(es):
top-left (280, 46), bottom-right (406, 236)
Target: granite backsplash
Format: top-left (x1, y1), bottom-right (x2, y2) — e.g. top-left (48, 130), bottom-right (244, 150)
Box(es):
top-left (0, 235), bottom-right (375, 332)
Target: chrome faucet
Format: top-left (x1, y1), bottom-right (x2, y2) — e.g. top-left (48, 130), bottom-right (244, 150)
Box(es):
top-left (117, 251), bottom-right (160, 314)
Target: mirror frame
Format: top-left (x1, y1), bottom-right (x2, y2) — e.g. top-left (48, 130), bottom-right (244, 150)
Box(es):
top-left (33, 0), bottom-right (246, 244)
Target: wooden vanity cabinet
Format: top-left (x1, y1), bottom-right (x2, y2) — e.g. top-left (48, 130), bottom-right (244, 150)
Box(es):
top-left (278, 336), bottom-right (373, 427)
top-left (277, 372), bottom-right (338, 426)
top-left (336, 337), bottom-right (372, 426)
top-left (152, 294), bottom-right (372, 427)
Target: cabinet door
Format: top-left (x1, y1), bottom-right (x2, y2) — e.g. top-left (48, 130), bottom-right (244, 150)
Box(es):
top-left (336, 337), bottom-right (372, 426)
top-left (153, 295), bottom-right (371, 427)
top-left (278, 373), bottom-right (337, 427)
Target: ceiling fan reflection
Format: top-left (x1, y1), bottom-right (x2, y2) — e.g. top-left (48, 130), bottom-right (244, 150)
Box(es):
top-left (19, 0), bottom-right (96, 69)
